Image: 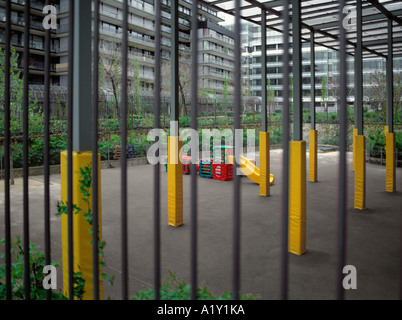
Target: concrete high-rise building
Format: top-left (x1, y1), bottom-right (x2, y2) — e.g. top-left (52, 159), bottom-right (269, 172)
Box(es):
top-left (0, 0), bottom-right (235, 107)
top-left (240, 21), bottom-right (402, 113)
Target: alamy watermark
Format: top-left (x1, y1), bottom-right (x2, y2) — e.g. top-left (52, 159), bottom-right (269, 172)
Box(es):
top-left (343, 265), bottom-right (357, 290)
top-left (42, 5), bottom-right (58, 30)
top-left (42, 265), bottom-right (57, 290)
top-left (343, 5), bottom-right (357, 31)
top-left (147, 122), bottom-right (257, 176)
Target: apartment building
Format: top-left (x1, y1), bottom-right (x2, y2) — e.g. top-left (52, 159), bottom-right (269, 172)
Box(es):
top-left (0, 0), bottom-right (235, 102)
top-left (240, 21), bottom-right (402, 113)
top-left (198, 19), bottom-right (235, 94)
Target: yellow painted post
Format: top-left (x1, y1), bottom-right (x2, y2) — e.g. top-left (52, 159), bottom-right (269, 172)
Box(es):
top-left (60, 151), bottom-right (103, 300)
top-left (354, 135), bottom-right (366, 210)
top-left (353, 128), bottom-right (358, 172)
top-left (259, 132), bottom-right (270, 197)
top-left (309, 130), bottom-right (318, 182)
top-left (289, 141), bottom-right (307, 256)
top-left (167, 136), bottom-right (183, 227)
top-left (386, 132), bottom-right (396, 193)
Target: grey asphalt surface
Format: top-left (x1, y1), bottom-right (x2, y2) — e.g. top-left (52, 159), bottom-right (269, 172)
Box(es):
top-left (0, 150), bottom-right (401, 300)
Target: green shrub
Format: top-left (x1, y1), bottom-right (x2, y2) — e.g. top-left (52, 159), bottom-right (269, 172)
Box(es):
top-left (179, 117), bottom-right (190, 128)
top-left (0, 237), bottom-right (67, 300)
top-left (132, 271), bottom-right (256, 300)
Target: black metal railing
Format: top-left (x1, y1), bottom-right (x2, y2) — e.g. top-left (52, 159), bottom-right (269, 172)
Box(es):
top-left (0, 0), bottom-right (400, 302)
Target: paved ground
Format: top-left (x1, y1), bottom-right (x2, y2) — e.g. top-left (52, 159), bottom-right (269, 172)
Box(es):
top-left (0, 150), bottom-right (401, 300)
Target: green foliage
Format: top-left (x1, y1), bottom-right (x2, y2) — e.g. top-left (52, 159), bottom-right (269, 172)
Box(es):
top-left (56, 164), bottom-right (115, 294)
top-left (267, 78), bottom-right (275, 110)
top-left (221, 76), bottom-right (230, 111)
top-left (268, 126), bottom-right (283, 145)
top-left (179, 116), bottom-right (190, 128)
top-left (0, 46), bottom-right (43, 137)
top-left (131, 271), bottom-right (256, 300)
top-left (320, 135), bottom-right (340, 146)
top-left (366, 128), bottom-right (385, 157)
top-left (128, 133), bottom-right (148, 158)
top-left (0, 237), bottom-right (69, 300)
top-left (321, 75), bottom-right (328, 109)
top-left (132, 58), bottom-right (142, 115)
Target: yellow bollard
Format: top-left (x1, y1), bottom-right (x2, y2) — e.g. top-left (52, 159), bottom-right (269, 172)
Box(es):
top-left (289, 141), bottom-right (307, 256)
top-left (309, 130), bottom-right (318, 182)
top-left (385, 131), bottom-right (396, 193)
top-left (60, 151), bottom-right (103, 300)
top-left (259, 132), bottom-right (270, 197)
top-left (354, 135), bottom-right (366, 210)
top-left (167, 136), bottom-right (183, 227)
top-left (353, 128), bottom-right (358, 172)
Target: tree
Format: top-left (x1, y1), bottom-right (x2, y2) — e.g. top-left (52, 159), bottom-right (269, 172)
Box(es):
top-left (321, 74), bottom-right (328, 118)
top-left (210, 88), bottom-right (218, 125)
top-left (222, 75), bottom-right (230, 113)
top-left (99, 40), bottom-right (123, 120)
top-left (290, 75), bottom-right (294, 116)
top-left (0, 46), bottom-right (42, 183)
top-left (0, 46), bottom-right (42, 136)
top-left (267, 77), bottom-right (275, 115)
top-left (161, 52), bottom-right (192, 117)
top-left (131, 57), bottom-right (142, 115)
top-left (327, 72), bottom-right (354, 118)
top-left (364, 70), bottom-right (402, 120)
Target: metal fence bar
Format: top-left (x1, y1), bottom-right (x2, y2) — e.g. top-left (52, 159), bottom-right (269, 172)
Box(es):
top-left (292, 0), bottom-right (302, 141)
top-left (233, 0), bottom-right (242, 301)
top-left (153, 0), bottom-right (162, 301)
top-left (355, 0), bottom-right (363, 135)
top-left (310, 30), bottom-right (316, 130)
top-left (67, 0), bottom-right (75, 301)
top-left (336, 0), bottom-right (348, 300)
top-left (92, 0), bottom-right (100, 301)
top-left (386, 18), bottom-right (394, 134)
top-left (280, 0), bottom-right (290, 301)
top-left (190, 0), bottom-right (199, 301)
top-left (120, 0), bottom-right (129, 301)
top-left (43, 0), bottom-right (52, 301)
top-left (23, 0), bottom-right (31, 300)
top-left (4, 0), bottom-right (12, 301)
top-left (261, 8), bottom-right (267, 132)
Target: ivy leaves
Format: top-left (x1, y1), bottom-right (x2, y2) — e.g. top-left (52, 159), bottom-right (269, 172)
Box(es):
top-left (56, 163), bottom-right (115, 295)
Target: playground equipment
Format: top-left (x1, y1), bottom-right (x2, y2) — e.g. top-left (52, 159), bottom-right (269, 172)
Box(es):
top-left (227, 155), bottom-right (275, 185)
top-left (199, 159), bottom-right (214, 179)
top-left (164, 145), bottom-right (275, 187)
top-left (207, 145), bottom-right (275, 186)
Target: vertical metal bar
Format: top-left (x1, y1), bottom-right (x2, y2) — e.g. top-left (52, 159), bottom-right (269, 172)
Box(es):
top-left (233, 0), bottom-right (242, 301)
top-left (355, 0), bottom-right (363, 135)
top-left (23, 0), bottom-right (31, 300)
top-left (190, 0), bottom-right (199, 301)
top-left (44, 0), bottom-right (52, 301)
top-left (336, 0), bottom-right (348, 301)
top-left (92, 0), bottom-right (100, 301)
top-left (67, 0), bottom-right (75, 301)
top-left (261, 9), bottom-right (267, 132)
top-left (154, 0), bottom-right (162, 301)
top-left (171, 0), bottom-right (179, 123)
top-left (310, 30), bottom-right (316, 130)
top-left (4, 0), bottom-right (12, 301)
top-left (292, 0), bottom-right (302, 141)
top-left (386, 19), bottom-right (393, 133)
top-left (73, 1), bottom-right (92, 151)
top-left (120, 0), bottom-right (129, 300)
top-left (280, 0), bottom-right (290, 301)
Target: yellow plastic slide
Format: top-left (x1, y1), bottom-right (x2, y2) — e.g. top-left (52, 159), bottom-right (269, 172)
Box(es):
top-left (228, 155), bottom-right (274, 185)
